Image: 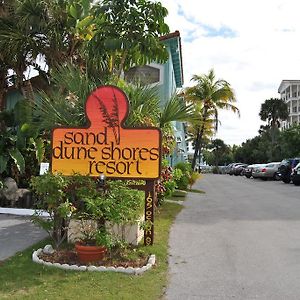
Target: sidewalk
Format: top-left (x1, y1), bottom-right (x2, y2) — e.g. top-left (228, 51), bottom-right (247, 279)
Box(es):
top-left (165, 185), bottom-right (205, 300)
top-left (0, 209), bottom-right (47, 261)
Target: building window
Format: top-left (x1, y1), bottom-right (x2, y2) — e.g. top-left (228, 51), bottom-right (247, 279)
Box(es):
top-left (124, 65), bottom-right (160, 85)
top-left (293, 107), bottom-right (297, 113)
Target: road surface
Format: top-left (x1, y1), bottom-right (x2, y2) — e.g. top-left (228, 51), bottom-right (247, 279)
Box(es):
top-left (0, 214), bottom-right (47, 261)
top-left (166, 174), bottom-right (300, 300)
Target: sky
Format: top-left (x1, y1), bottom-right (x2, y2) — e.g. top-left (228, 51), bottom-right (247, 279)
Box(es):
top-left (160, 0), bottom-right (300, 146)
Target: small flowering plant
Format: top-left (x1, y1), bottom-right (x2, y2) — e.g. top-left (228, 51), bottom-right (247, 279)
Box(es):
top-left (155, 159), bottom-right (183, 204)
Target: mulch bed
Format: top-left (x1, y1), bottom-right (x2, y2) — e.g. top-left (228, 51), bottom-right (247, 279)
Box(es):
top-left (39, 249), bottom-right (149, 268)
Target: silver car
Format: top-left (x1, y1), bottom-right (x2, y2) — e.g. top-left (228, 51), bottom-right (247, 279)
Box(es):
top-left (252, 162), bottom-right (281, 180)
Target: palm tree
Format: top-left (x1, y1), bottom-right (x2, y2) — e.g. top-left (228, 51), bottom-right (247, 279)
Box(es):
top-left (33, 65), bottom-right (195, 132)
top-left (259, 98), bottom-right (288, 160)
top-left (184, 69), bottom-right (239, 169)
top-left (0, 0), bottom-right (98, 105)
top-left (0, 0), bottom-right (45, 101)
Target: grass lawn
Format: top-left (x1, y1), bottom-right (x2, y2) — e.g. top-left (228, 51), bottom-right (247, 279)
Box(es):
top-left (0, 202), bottom-right (182, 300)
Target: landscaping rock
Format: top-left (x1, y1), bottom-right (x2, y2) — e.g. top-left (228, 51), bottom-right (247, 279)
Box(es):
top-left (43, 245), bottom-right (55, 254)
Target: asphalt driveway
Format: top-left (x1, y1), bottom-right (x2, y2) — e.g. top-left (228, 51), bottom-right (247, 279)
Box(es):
top-left (166, 174), bottom-right (300, 300)
top-left (0, 214), bottom-right (47, 261)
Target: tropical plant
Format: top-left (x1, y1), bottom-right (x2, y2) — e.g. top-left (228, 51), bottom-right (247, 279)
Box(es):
top-left (0, 102), bottom-right (44, 184)
top-left (259, 98), bottom-right (288, 160)
top-left (184, 69), bottom-right (239, 169)
top-left (188, 171), bottom-right (200, 189)
top-left (174, 161), bottom-right (192, 190)
top-left (279, 125), bottom-right (300, 158)
top-left (90, 0), bottom-right (170, 78)
top-left (155, 160), bottom-right (183, 204)
top-left (31, 172), bottom-right (75, 249)
top-left (206, 138), bottom-right (231, 166)
top-left (31, 173), bottom-right (144, 249)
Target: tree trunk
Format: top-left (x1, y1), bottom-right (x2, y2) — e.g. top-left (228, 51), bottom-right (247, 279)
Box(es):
top-left (192, 108), bottom-right (209, 170)
top-left (270, 121), bottom-right (276, 161)
top-left (21, 79), bottom-right (35, 102)
top-left (116, 49), bottom-right (129, 79)
top-left (191, 128), bottom-right (200, 170)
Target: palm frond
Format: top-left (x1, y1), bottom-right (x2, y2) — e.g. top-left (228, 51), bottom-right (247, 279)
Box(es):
top-left (159, 95), bottom-right (196, 128)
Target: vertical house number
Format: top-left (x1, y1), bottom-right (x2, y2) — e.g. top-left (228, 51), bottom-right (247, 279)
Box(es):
top-left (144, 191), bottom-right (154, 245)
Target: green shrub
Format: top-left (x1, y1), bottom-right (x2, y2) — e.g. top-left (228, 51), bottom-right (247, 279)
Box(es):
top-left (31, 173), bottom-right (144, 249)
top-left (188, 171), bottom-right (201, 189)
top-left (174, 162), bottom-right (192, 190)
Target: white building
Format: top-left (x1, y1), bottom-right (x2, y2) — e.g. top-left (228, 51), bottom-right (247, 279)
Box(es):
top-left (278, 80), bottom-right (300, 129)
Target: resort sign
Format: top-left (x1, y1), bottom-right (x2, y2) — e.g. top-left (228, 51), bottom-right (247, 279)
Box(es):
top-left (51, 85), bottom-right (161, 179)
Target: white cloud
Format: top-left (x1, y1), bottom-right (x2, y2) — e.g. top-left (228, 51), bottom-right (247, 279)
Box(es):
top-left (161, 0), bottom-right (300, 145)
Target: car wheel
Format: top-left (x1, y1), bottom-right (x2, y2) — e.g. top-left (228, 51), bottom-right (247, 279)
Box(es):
top-left (283, 178), bottom-right (291, 184)
top-left (293, 181), bottom-right (300, 186)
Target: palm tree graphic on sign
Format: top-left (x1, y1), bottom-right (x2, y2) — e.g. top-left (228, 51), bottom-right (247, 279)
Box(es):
top-left (94, 90), bottom-right (121, 145)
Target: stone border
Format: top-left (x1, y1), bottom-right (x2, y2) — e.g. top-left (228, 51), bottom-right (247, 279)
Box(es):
top-left (32, 245), bottom-right (156, 275)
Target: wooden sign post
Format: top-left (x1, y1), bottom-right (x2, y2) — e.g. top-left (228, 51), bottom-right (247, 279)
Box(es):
top-left (51, 85), bottom-right (161, 245)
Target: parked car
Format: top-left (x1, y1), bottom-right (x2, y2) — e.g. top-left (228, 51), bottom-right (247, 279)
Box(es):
top-left (278, 158), bottom-right (300, 183)
top-left (252, 164), bottom-right (267, 179)
top-left (291, 162), bottom-right (300, 186)
top-left (244, 164), bottom-right (258, 178)
top-left (232, 164), bottom-right (248, 176)
top-left (252, 162), bottom-right (280, 180)
top-left (227, 163), bottom-right (244, 175)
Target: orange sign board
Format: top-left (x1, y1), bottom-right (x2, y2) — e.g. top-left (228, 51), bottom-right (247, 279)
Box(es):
top-left (51, 85), bottom-right (161, 179)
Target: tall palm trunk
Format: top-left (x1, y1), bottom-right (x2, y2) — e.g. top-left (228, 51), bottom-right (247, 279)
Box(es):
top-left (16, 68), bottom-right (35, 102)
top-left (21, 79), bottom-right (35, 102)
top-left (269, 120), bottom-right (277, 161)
top-left (192, 127), bottom-right (200, 169)
top-left (192, 108), bottom-right (209, 170)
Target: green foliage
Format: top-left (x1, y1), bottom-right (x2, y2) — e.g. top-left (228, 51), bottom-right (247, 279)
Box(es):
top-left (259, 98), bottom-right (288, 160)
top-left (79, 180), bottom-right (144, 226)
top-left (30, 173), bottom-right (74, 249)
top-left (259, 98), bottom-right (288, 126)
top-left (0, 106), bottom-right (44, 184)
top-left (188, 171), bottom-right (201, 189)
top-left (91, 0), bottom-right (170, 77)
top-left (278, 125), bottom-right (300, 158)
top-left (163, 179), bottom-right (177, 198)
top-left (31, 173), bottom-right (144, 248)
top-left (159, 94), bottom-right (196, 128)
top-left (233, 124), bottom-right (300, 164)
top-left (174, 161), bottom-right (192, 190)
top-left (205, 138), bottom-right (231, 166)
top-left (173, 168), bottom-right (183, 182)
